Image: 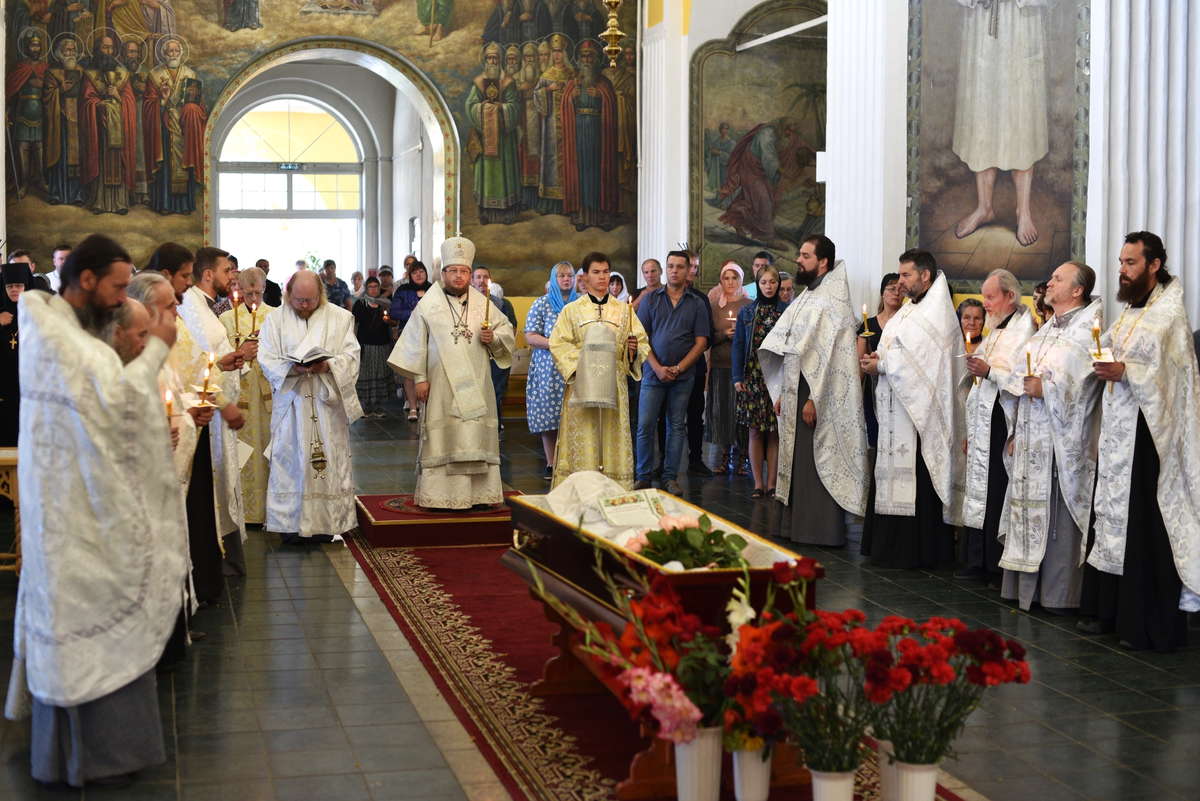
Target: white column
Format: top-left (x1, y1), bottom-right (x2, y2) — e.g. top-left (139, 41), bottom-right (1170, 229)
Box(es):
top-left (638, 22), bottom-right (671, 268)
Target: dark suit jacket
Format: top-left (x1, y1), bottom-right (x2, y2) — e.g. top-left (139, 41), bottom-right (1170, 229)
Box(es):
top-left (263, 279), bottom-right (282, 308)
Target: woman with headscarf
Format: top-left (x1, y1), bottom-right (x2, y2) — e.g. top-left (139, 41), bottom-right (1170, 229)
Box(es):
top-left (733, 263), bottom-right (787, 498)
top-left (0, 262), bottom-right (34, 446)
top-left (706, 261), bottom-right (752, 473)
top-left (525, 262), bottom-right (578, 480)
top-left (353, 277), bottom-right (396, 418)
top-left (390, 261), bottom-right (433, 421)
top-left (607, 271), bottom-right (631, 303)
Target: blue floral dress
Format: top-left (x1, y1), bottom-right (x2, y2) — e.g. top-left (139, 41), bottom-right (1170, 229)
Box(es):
top-left (525, 296), bottom-right (567, 434)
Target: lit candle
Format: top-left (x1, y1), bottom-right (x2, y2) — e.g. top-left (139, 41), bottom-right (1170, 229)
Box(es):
top-left (1026, 344), bottom-right (1033, 376)
top-left (966, 331), bottom-right (978, 385)
top-left (861, 303), bottom-right (870, 335)
top-left (1092, 316), bottom-right (1103, 359)
top-left (201, 366), bottom-right (211, 399)
top-left (250, 303), bottom-right (258, 336)
top-left (165, 389), bottom-right (173, 417)
top-left (231, 288), bottom-right (241, 337)
top-left (483, 279), bottom-right (491, 327)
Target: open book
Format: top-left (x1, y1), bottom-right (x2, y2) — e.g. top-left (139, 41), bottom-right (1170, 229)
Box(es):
top-left (292, 346), bottom-right (334, 366)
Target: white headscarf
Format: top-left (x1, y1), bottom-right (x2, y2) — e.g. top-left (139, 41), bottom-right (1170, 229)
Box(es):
top-left (609, 271), bottom-right (631, 302)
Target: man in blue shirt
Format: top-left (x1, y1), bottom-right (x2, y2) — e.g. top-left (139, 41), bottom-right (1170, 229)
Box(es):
top-left (635, 251), bottom-right (710, 495)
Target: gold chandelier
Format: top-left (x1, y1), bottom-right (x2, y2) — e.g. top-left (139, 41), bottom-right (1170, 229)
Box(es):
top-left (601, 0), bottom-right (626, 62)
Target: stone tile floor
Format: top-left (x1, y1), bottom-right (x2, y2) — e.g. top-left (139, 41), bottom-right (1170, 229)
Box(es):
top-left (0, 398), bottom-right (1194, 799)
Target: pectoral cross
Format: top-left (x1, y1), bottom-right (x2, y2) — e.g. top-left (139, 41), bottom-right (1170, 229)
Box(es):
top-left (8, 332), bottom-right (16, 350)
top-left (451, 324), bottom-right (472, 345)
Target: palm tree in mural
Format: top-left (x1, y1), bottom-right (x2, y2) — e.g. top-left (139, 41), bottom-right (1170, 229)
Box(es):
top-left (781, 81), bottom-right (826, 151)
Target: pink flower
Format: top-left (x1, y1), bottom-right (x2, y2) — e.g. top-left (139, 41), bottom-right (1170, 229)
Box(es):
top-left (625, 533), bottom-right (650, 554)
top-left (657, 515), bottom-right (684, 532)
top-left (620, 667), bottom-right (704, 743)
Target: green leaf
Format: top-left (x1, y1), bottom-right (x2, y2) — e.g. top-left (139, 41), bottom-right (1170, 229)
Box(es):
top-left (724, 534), bottom-right (748, 551)
top-left (685, 529), bottom-right (703, 549)
top-left (646, 530), bottom-right (669, 548)
top-left (699, 514), bottom-right (712, 533)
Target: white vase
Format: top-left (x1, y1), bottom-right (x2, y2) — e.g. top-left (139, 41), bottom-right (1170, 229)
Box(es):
top-left (807, 768), bottom-right (855, 801)
top-left (674, 727), bottom-right (723, 801)
top-left (875, 739), bottom-right (898, 801)
top-left (732, 747), bottom-right (772, 801)
top-left (894, 760), bottom-right (941, 801)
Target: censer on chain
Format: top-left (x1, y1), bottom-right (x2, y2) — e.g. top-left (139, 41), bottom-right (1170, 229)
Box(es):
top-left (305, 382), bottom-right (328, 479)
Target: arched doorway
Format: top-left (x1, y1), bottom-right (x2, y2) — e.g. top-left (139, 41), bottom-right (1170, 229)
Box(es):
top-left (204, 40), bottom-right (459, 276)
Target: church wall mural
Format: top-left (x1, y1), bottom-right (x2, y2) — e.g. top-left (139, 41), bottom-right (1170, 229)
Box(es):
top-left (907, 0), bottom-right (1090, 290)
top-left (688, 0), bottom-right (827, 289)
top-left (4, 0), bottom-right (638, 297)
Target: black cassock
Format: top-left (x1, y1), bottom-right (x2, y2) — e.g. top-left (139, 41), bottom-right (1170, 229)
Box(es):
top-left (860, 435), bottom-right (956, 569)
top-left (0, 262), bottom-right (35, 447)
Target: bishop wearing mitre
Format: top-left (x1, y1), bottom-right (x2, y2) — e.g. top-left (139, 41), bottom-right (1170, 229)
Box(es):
top-left (998, 261), bottom-right (1103, 614)
top-left (259, 270), bottom-right (362, 543)
top-left (759, 235), bottom-right (869, 547)
top-left (549, 251), bottom-right (648, 490)
top-left (1085, 232), bottom-right (1200, 652)
top-left (389, 235), bottom-right (515, 509)
top-left (959, 269), bottom-right (1036, 585)
top-left (859, 249), bottom-right (966, 569)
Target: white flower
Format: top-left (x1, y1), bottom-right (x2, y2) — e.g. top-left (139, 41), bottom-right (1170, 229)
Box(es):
top-left (725, 585), bottom-right (755, 655)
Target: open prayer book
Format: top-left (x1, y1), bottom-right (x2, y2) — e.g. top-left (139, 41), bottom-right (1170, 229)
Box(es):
top-left (292, 346), bottom-right (334, 366)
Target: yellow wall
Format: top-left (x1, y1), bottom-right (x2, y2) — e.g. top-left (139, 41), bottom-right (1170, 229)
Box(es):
top-left (682, 0), bottom-right (692, 35)
top-left (647, 0), bottom-right (664, 28)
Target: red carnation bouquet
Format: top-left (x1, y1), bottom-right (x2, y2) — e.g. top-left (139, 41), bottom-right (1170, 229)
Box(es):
top-left (866, 616), bottom-right (1031, 765)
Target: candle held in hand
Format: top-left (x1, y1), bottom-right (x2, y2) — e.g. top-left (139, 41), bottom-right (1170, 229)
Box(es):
top-left (483, 280), bottom-right (491, 327)
top-left (165, 389), bottom-right (173, 417)
top-left (202, 367), bottom-right (211, 398)
top-left (1092, 315), bottom-right (1103, 359)
top-left (1026, 344), bottom-right (1033, 376)
top-left (232, 289), bottom-right (241, 336)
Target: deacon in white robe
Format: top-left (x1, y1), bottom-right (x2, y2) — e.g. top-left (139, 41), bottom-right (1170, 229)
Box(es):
top-left (258, 271), bottom-right (362, 543)
top-left (860, 252), bottom-right (967, 569)
top-left (760, 243), bottom-right (869, 547)
top-left (959, 270), bottom-right (1036, 582)
top-left (389, 235), bottom-right (515, 510)
top-left (1086, 233), bottom-right (1200, 652)
top-left (999, 262), bottom-right (1102, 613)
top-left (177, 248), bottom-right (251, 577)
top-left (7, 235), bottom-right (188, 788)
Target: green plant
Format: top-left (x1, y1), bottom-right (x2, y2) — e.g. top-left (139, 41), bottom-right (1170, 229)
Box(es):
top-left (628, 514), bottom-right (748, 570)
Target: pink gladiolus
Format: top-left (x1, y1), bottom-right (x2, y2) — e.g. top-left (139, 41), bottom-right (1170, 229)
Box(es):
top-left (619, 667), bottom-right (704, 743)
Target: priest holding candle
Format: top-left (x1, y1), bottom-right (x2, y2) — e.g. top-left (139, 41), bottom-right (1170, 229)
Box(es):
top-left (1083, 232), bottom-right (1200, 651)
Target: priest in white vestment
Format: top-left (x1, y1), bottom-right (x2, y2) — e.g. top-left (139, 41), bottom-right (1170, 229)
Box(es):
top-left (177, 247), bottom-right (250, 580)
top-left (998, 262), bottom-right (1102, 613)
top-left (389, 235), bottom-right (515, 510)
top-left (258, 270), bottom-right (362, 543)
top-left (760, 237), bottom-right (869, 546)
top-left (860, 250), bottom-right (967, 569)
top-left (958, 270), bottom-right (1036, 584)
top-left (7, 234), bottom-right (188, 788)
top-left (1085, 232), bottom-right (1200, 652)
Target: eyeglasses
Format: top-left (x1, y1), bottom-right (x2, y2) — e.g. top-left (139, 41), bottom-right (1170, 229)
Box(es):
top-left (291, 297), bottom-right (319, 307)
top-left (443, 269), bottom-right (471, 278)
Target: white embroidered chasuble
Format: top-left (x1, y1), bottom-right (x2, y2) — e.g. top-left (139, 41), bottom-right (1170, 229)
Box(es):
top-left (961, 306), bottom-right (1036, 529)
top-left (258, 302), bottom-right (362, 537)
top-left (758, 262), bottom-right (869, 514)
top-left (7, 293), bottom-right (188, 714)
top-left (221, 304), bottom-right (275, 526)
top-left (548, 295), bottom-right (648, 490)
top-left (998, 300), bottom-right (1103, 573)
top-left (388, 282), bottom-right (515, 509)
top-left (160, 330), bottom-right (200, 492)
top-left (1089, 281), bottom-right (1200, 601)
top-left (177, 286), bottom-right (246, 543)
top-left (873, 272), bottom-right (968, 524)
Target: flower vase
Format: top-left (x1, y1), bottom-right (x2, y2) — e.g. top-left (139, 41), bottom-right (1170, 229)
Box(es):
top-left (674, 727), bottom-right (722, 801)
top-left (732, 747), bottom-right (772, 801)
top-left (894, 760), bottom-right (940, 801)
top-left (807, 768), bottom-right (855, 801)
top-left (875, 739), bottom-right (897, 801)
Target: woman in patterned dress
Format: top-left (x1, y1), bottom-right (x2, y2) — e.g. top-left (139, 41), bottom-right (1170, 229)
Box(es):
top-left (525, 262), bottom-right (578, 480)
top-left (733, 264), bottom-right (787, 498)
top-left (352, 277), bottom-right (397, 417)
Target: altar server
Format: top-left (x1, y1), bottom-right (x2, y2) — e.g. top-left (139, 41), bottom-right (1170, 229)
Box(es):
top-left (760, 235), bottom-right (869, 546)
top-left (958, 269), bottom-right (1036, 585)
top-left (1086, 232), bottom-right (1200, 652)
top-left (549, 251), bottom-right (648, 490)
top-left (389, 236), bottom-right (515, 510)
top-left (859, 250), bottom-right (966, 568)
top-left (7, 234), bottom-right (188, 789)
top-left (259, 270), bottom-right (362, 543)
top-left (998, 261), bottom-right (1102, 613)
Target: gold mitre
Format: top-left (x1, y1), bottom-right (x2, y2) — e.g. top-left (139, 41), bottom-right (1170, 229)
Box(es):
top-left (522, 42), bottom-right (538, 57)
top-left (549, 33), bottom-right (570, 50)
top-left (537, 39), bottom-right (551, 54)
top-left (441, 235), bottom-right (476, 270)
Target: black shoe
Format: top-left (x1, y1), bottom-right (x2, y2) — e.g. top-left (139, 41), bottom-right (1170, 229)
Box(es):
top-left (1077, 619), bottom-right (1111, 635)
top-left (544, 465), bottom-right (554, 481)
top-left (664, 480), bottom-right (682, 496)
top-left (188, 630), bottom-right (206, 642)
top-left (1119, 639), bottom-right (1148, 651)
top-left (986, 580), bottom-right (1002, 592)
top-left (953, 567), bottom-right (985, 580)
top-left (687, 462), bottom-right (714, 478)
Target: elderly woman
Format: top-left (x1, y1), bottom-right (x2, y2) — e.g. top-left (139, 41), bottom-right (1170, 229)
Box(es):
top-left (350, 270), bottom-right (366, 300)
top-left (353, 277), bottom-right (396, 418)
top-left (525, 262), bottom-right (578, 480)
top-left (390, 261), bottom-right (432, 421)
top-left (706, 261), bottom-right (751, 474)
top-left (958, 298), bottom-right (985, 348)
top-left (733, 264), bottom-right (787, 498)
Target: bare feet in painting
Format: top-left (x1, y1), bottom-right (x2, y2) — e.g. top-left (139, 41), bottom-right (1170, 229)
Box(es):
top-left (432, 24), bottom-right (445, 42)
top-left (414, 24), bottom-right (429, 35)
top-left (1012, 166), bottom-right (1038, 246)
top-left (955, 205), bottom-right (994, 239)
top-left (1016, 211), bottom-right (1038, 246)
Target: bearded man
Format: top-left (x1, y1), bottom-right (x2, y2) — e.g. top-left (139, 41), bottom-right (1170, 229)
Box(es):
top-left (466, 42), bottom-right (522, 225)
top-left (718, 117), bottom-right (805, 249)
top-left (259, 271), bottom-right (362, 544)
top-left (999, 262), bottom-right (1103, 614)
top-left (8, 234), bottom-right (186, 789)
top-left (562, 39), bottom-right (618, 232)
top-left (517, 42), bottom-right (542, 210)
top-left (144, 38), bottom-right (206, 214)
top-left (1084, 232), bottom-right (1200, 652)
top-left (505, 45), bottom-right (522, 77)
top-left (415, 0), bottom-right (454, 42)
top-left (534, 34), bottom-right (574, 215)
top-left (389, 236), bottom-right (515, 510)
top-left (43, 37), bottom-right (85, 206)
top-left (80, 34), bottom-right (137, 214)
top-left (958, 269), bottom-right (1036, 586)
top-left (859, 249), bottom-right (967, 569)
top-left (6, 30), bottom-right (47, 198)
top-left (121, 39), bottom-right (151, 203)
top-left (103, 298), bottom-right (151, 364)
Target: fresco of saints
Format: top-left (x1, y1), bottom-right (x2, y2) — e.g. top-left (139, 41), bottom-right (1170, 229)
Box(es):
top-left (561, 40), bottom-right (618, 232)
top-left (533, 33), bottom-right (574, 215)
top-left (517, 42), bottom-right (542, 210)
top-left (95, 0), bottom-right (151, 45)
top-left (951, 0), bottom-right (1049, 246)
top-left (603, 40), bottom-right (636, 218)
top-left (483, 0), bottom-right (551, 47)
top-left (224, 0), bottom-right (261, 32)
top-left (466, 42), bottom-right (522, 225)
top-left (717, 116), bottom-right (804, 249)
top-left (559, 0), bottom-right (605, 44)
top-left (504, 44), bottom-right (521, 77)
top-left (704, 122), bottom-right (735, 196)
top-left (415, 0), bottom-right (454, 42)
top-left (6, 29), bottom-right (48, 198)
top-left (43, 35), bottom-right (86, 206)
top-left (121, 38), bottom-right (151, 204)
top-left (80, 33), bottom-right (137, 214)
top-left (48, 1), bottom-right (96, 61)
top-left (538, 38), bottom-right (551, 71)
top-left (143, 37), bottom-right (206, 214)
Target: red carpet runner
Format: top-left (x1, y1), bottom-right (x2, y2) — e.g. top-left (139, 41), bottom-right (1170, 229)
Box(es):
top-left (345, 537), bottom-right (969, 801)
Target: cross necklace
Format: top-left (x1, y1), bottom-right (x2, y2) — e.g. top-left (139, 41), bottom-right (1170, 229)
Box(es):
top-left (447, 293), bottom-right (472, 344)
